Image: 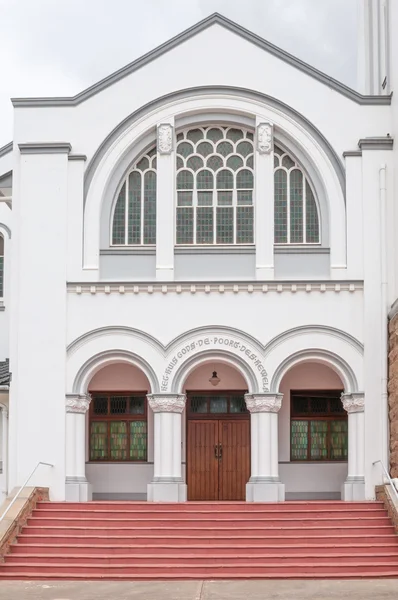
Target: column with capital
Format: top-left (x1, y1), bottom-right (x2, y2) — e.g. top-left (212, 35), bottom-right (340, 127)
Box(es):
top-left (147, 394), bottom-right (187, 502)
top-left (245, 393), bottom-right (285, 501)
top-left (65, 394), bottom-right (92, 501)
top-left (341, 392), bottom-right (366, 500)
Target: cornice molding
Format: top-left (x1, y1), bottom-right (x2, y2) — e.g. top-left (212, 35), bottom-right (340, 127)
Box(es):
top-left (341, 392), bottom-right (364, 413)
top-left (67, 281), bottom-right (363, 296)
top-left (358, 137), bottom-right (394, 151)
top-left (19, 143), bottom-right (72, 155)
top-left (0, 142), bottom-right (12, 158)
top-left (10, 14), bottom-right (391, 108)
top-left (343, 151), bottom-right (362, 158)
top-left (68, 154), bottom-right (87, 161)
top-left (147, 394), bottom-right (186, 413)
top-left (245, 393), bottom-right (283, 413)
top-left (66, 393), bottom-right (91, 414)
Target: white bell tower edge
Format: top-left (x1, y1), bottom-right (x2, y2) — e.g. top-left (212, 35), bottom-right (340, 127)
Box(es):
top-left (357, 0), bottom-right (390, 95)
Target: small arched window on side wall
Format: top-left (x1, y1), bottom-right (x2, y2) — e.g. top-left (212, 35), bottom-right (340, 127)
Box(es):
top-left (274, 145), bottom-right (320, 245)
top-left (0, 234), bottom-right (3, 299)
top-left (111, 146), bottom-right (157, 245)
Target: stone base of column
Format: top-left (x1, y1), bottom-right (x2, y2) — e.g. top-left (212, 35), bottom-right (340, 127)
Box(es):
top-left (341, 477), bottom-right (366, 501)
top-left (65, 477), bottom-right (93, 502)
top-left (246, 478), bottom-right (285, 502)
top-left (147, 478), bottom-right (187, 502)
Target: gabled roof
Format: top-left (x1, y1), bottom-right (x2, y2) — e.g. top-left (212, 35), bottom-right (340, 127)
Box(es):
top-left (0, 143), bottom-right (12, 158)
top-left (0, 359), bottom-right (10, 386)
top-left (11, 13), bottom-right (391, 108)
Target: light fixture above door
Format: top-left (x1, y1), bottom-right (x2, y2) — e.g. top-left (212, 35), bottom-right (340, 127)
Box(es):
top-left (209, 371), bottom-right (220, 386)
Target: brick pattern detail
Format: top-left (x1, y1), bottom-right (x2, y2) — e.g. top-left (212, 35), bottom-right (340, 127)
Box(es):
top-left (376, 485), bottom-right (398, 534)
top-left (0, 487), bottom-right (49, 561)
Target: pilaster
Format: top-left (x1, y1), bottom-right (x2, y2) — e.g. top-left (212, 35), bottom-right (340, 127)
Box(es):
top-left (156, 121), bottom-right (175, 281)
top-left (147, 394), bottom-right (187, 502)
top-left (245, 393), bottom-right (285, 502)
top-left (65, 393), bottom-right (92, 501)
top-left (254, 119), bottom-right (274, 279)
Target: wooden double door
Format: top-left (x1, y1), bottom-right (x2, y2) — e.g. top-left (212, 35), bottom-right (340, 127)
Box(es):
top-left (187, 415), bottom-right (250, 501)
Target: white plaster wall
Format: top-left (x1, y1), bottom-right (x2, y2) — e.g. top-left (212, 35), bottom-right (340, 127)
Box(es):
top-left (0, 203), bottom-right (11, 362)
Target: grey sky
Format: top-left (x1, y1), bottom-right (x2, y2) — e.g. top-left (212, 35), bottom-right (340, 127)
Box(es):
top-left (0, 0), bottom-right (358, 148)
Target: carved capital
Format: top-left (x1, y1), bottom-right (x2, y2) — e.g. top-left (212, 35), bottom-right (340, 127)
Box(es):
top-left (148, 394), bottom-right (186, 413)
top-left (256, 122), bottom-right (273, 154)
top-left (157, 124), bottom-right (173, 154)
top-left (341, 392), bottom-right (364, 414)
top-left (245, 393), bottom-right (283, 413)
top-left (66, 394), bottom-right (91, 414)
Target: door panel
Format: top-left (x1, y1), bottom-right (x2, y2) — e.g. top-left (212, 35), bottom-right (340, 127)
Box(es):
top-left (187, 420), bottom-right (219, 501)
top-left (219, 420), bottom-right (250, 501)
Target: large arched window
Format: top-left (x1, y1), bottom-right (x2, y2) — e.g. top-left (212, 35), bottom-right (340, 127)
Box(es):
top-left (274, 145), bottom-right (320, 244)
top-left (0, 234), bottom-right (3, 298)
top-left (111, 147), bottom-right (157, 245)
top-left (176, 127), bottom-right (254, 245)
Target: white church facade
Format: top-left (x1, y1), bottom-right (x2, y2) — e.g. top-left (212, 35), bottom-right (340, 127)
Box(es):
top-left (0, 5), bottom-right (397, 504)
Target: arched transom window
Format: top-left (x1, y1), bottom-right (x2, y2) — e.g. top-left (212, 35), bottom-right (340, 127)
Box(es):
top-left (111, 147), bottom-right (157, 245)
top-left (274, 145), bottom-right (320, 244)
top-left (176, 127), bottom-right (254, 245)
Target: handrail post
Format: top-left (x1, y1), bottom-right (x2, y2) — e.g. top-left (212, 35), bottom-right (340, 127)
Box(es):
top-left (0, 461), bottom-right (53, 522)
top-left (373, 459), bottom-right (398, 504)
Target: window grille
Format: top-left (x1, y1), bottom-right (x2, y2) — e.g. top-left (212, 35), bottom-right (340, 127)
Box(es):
top-left (274, 145), bottom-right (320, 244)
top-left (89, 393), bottom-right (147, 462)
top-left (176, 127), bottom-right (254, 245)
top-left (111, 147), bottom-right (157, 245)
top-left (290, 391), bottom-right (347, 461)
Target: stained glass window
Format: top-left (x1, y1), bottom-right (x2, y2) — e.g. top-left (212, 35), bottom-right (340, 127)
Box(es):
top-left (0, 234), bottom-right (4, 298)
top-left (274, 145), bottom-right (320, 244)
top-left (188, 393), bottom-right (248, 416)
top-left (89, 393), bottom-right (148, 462)
top-left (176, 126), bottom-right (254, 245)
top-left (111, 147), bottom-right (157, 245)
top-left (290, 391), bottom-right (347, 461)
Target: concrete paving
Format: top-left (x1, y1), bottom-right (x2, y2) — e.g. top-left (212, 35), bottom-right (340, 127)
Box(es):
top-left (0, 579), bottom-right (397, 600)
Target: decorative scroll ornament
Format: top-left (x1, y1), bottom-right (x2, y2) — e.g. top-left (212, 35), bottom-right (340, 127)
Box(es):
top-left (341, 393), bottom-right (364, 414)
top-left (157, 124), bottom-right (173, 154)
top-left (66, 394), bottom-right (91, 414)
top-left (245, 393), bottom-right (282, 413)
top-left (256, 123), bottom-right (273, 154)
top-left (148, 394), bottom-right (186, 413)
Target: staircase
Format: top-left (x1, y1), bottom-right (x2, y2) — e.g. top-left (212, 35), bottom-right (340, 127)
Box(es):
top-left (1, 500), bottom-right (398, 580)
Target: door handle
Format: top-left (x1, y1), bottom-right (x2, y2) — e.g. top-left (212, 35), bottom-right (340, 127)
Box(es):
top-left (218, 443), bottom-right (222, 460)
top-left (214, 444), bottom-right (218, 459)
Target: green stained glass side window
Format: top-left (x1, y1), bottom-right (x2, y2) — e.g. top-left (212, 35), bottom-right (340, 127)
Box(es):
top-left (90, 422), bottom-right (108, 461)
top-left (306, 184), bottom-right (320, 243)
top-left (144, 171), bottom-right (156, 244)
top-left (197, 207), bottom-right (214, 244)
top-left (291, 421), bottom-right (308, 460)
top-left (236, 206), bottom-right (254, 244)
top-left (310, 421), bottom-right (328, 460)
top-left (330, 421), bottom-right (348, 460)
top-left (290, 169), bottom-right (303, 243)
top-left (130, 421), bottom-right (147, 461)
top-left (110, 421), bottom-right (128, 460)
top-left (112, 183), bottom-right (126, 244)
top-left (274, 170), bottom-right (287, 243)
top-left (216, 207), bottom-right (234, 244)
top-left (128, 171), bottom-right (141, 245)
top-left (176, 207), bottom-right (194, 244)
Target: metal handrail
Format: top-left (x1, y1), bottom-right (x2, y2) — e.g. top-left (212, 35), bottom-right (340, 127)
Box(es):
top-left (0, 461), bottom-right (53, 522)
top-left (373, 459), bottom-right (398, 504)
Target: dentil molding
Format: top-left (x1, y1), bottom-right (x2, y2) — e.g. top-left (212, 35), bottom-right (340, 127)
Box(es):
top-left (157, 124), bottom-right (173, 154)
top-left (245, 393), bottom-right (283, 413)
top-left (257, 123), bottom-right (273, 154)
top-left (148, 394), bottom-right (186, 413)
top-left (341, 393), bottom-right (364, 413)
top-left (66, 394), bottom-right (91, 414)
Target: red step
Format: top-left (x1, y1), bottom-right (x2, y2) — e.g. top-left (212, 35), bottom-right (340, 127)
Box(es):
top-left (1, 500), bottom-right (397, 580)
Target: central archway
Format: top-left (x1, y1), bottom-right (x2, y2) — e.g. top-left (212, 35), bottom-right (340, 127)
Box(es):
top-left (180, 358), bottom-right (250, 501)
